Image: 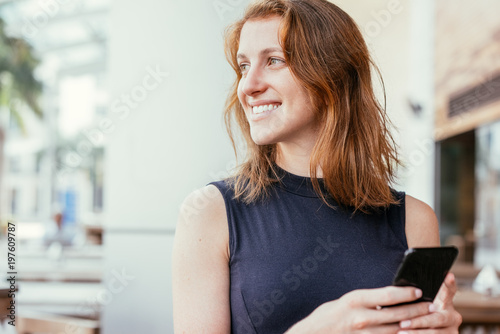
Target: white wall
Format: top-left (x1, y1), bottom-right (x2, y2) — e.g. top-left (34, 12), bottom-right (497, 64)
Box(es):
top-left (402, 0), bottom-right (436, 207)
top-left (103, 0), bottom-right (248, 332)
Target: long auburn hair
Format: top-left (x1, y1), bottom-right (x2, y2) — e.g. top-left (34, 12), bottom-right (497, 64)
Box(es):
top-left (223, 0), bottom-right (401, 213)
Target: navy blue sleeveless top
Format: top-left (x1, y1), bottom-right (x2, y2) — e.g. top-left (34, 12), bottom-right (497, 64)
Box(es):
top-left (209, 164), bottom-right (408, 334)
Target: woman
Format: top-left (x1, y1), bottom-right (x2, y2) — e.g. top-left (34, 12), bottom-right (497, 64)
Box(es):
top-left (172, 0), bottom-right (462, 333)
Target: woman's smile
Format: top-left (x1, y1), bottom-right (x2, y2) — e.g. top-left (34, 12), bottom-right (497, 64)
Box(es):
top-left (248, 101), bottom-right (282, 121)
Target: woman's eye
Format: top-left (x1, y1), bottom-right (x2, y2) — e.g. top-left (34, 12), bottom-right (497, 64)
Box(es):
top-left (239, 63), bottom-right (250, 73)
top-left (269, 58), bottom-right (285, 65)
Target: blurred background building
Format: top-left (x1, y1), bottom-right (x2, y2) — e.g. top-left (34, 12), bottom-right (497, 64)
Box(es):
top-left (0, 0), bottom-right (498, 333)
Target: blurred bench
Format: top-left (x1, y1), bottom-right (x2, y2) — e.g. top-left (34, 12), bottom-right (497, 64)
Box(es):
top-left (18, 311), bottom-right (99, 334)
top-left (14, 243), bottom-right (104, 334)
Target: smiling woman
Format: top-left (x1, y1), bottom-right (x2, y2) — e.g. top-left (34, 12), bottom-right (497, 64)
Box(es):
top-left (172, 1), bottom-right (462, 333)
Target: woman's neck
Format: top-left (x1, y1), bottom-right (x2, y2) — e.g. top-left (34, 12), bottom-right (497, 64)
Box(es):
top-left (275, 141), bottom-right (323, 178)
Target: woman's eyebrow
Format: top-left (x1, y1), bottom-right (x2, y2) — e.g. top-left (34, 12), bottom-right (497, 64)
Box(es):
top-left (237, 47), bottom-right (284, 60)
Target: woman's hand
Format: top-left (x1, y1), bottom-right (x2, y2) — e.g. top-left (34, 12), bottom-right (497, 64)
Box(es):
top-left (286, 286), bottom-right (433, 334)
top-left (396, 273), bottom-right (462, 333)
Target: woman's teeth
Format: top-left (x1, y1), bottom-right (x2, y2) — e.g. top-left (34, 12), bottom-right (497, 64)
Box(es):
top-left (252, 104), bottom-right (280, 114)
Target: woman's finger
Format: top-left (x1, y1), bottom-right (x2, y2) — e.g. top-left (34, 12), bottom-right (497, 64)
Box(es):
top-left (346, 286), bottom-right (423, 308)
top-left (434, 273), bottom-right (457, 307)
top-left (397, 330), bottom-right (444, 334)
top-left (399, 309), bottom-right (462, 330)
top-left (374, 302), bottom-right (432, 325)
top-left (359, 323), bottom-right (401, 333)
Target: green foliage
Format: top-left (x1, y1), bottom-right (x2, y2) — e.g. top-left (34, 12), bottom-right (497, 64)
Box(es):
top-left (0, 17), bottom-right (42, 133)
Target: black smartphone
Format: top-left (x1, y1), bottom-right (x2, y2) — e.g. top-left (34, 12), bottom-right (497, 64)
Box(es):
top-left (392, 246), bottom-right (458, 303)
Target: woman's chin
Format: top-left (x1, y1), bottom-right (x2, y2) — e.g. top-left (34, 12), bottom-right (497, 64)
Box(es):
top-left (250, 133), bottom-right (277, 146)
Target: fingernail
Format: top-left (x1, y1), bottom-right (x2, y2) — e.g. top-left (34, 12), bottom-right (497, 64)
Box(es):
top-left (429, 303), bottom-right (437, 312)
top-left (400, 320), bottom-right (411, 328)
top-left (415, 289), bottom-right (422, 298)
top-left (398, 331), bottom-right (409, 334)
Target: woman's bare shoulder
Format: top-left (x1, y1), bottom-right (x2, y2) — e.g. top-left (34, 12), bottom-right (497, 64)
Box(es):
top-left (179, 185), bottom-right (227, 224)
top-left (405, 195), bottom-right (440, 248)
top-left (176, 184), bottom-right (229, 257)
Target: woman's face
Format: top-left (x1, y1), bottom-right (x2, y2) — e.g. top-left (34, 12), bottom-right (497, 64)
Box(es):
top-left (237, 16), bottom-right (319, 147)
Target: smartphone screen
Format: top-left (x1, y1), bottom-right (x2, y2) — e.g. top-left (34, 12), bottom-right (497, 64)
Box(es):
top-left (392, 246), bottom-right (458, 303)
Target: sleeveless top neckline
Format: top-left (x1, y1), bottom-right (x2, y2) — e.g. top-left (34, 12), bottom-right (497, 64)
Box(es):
top-left (271, 163), bottom-right (328, 198)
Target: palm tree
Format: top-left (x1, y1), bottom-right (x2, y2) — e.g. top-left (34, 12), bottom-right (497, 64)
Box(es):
top-left (0, 17), bottom-right (42, 221)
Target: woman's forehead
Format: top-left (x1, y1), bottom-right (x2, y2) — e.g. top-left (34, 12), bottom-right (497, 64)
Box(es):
top-left (238, 16), bottom-right (283, 55)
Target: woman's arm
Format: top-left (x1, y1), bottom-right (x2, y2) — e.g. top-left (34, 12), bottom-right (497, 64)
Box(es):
top-left (172, 185), bottom-right (231, 333)
top-left (405, 194), bottom-right (440, 248)
top-left (401, 194), bottom-right (463, 332)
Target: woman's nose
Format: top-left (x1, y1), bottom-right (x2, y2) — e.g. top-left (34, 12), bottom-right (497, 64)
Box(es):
top-left (241, 66), bottom-right (267, 96)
